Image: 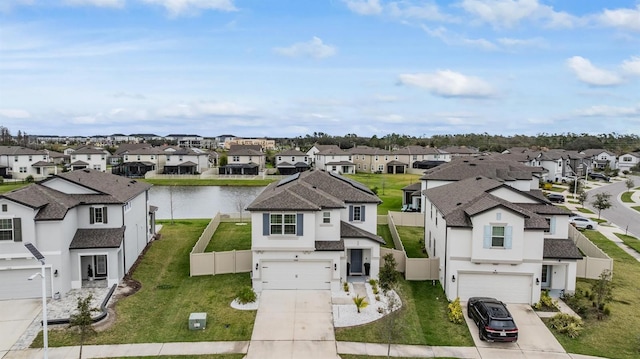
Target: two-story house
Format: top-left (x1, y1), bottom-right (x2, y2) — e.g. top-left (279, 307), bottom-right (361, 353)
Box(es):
top-left (161, 146), bottom-right (210, 175)
top-left (423, 176), bottom-right (581, 304)
top-left (0, 169), bottom-right (155, 300)
top-left (0, 146), bottom-right (57, 180)
top-left (395, 145), bottom-right (451, 171)
top-left (68, 146), bottom-right (109, 172)
top-left (582, 149), bottom-right (617, 170)
top-left (348, 146), bottom-right (395, 174)
top-left (617, 152), bottom-right (640, 173)
top-left (112, 146), bottom-right (163, 177)
top-left (275, 149), bottom-right (310, 175)
top-left (220, 145), bottom-right (265, 175)
top-left (247, 170), bottom-right (384, 292)
top-left (313, 145), bottom-right (355, 174)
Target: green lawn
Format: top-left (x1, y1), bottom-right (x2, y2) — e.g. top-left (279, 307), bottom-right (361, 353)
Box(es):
top-left (614, 233), bottom-right (640, 254)
top-left (547, 231), bottom-right (640, 359)
top-left (621, 191), bottom-right (635, 203)
top-left (0, 182), bottom-right (30, 193)
top-left (346, 173), bottom-right (421, 215)
top-left (377, 224), bottom-right (395, 249)
top-left (335, 280), bottom-right (473, 347)
top-left (632, 206), bottom-right (640, 213)
top-left (36, 220), bottom-right (256, 347)
top-left (547, 186), bottom-right (566, 193)
top-left (576, 207), bottom-right (595, 214)
top-left (397, 226), bottom-right (427, 258)
top-left (204, 222), bottom-right (251, 252)
top-left (142, 178), bottom-right (275, 187)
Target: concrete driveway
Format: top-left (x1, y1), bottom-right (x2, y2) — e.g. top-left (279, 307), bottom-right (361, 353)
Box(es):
top-left (246, 290), bottom-right (338, 359)
top-left (0, 299), bottom-right (41, 355)
top-left (465, 303), bottom-right (568, 359)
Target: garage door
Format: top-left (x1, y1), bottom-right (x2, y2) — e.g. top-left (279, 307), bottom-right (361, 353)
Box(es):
top-left (261, 261), bottom-right (332, 290)
top-left (457, 273), bottom-right (532, 303)
top-left (0, 268), bottom-right (52, 300)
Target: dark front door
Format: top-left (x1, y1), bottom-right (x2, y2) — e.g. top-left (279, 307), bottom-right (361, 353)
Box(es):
top-left (350, 249), bottom-right (363, 275)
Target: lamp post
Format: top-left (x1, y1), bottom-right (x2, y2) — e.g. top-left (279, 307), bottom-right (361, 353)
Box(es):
top-left (24, 242), bottom-right (48, 359)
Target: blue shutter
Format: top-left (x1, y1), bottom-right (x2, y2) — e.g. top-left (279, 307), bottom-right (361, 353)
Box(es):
top-left (262, 213), bottom-right (269, 236)
top-left (483, 225), bottom-right (491, 248)
top-left (103, 206), bottom-right (108, 224)
top-left (296, 213), bottom-right (304, 236)
top-left (361, 206), bottom-right (365, 222)
top-left (505, 226), bottom-right (513, 249)
top-left (90, 207), bottom-right (95, 224)
top-left (550, 217), bottom-right (556, 234)
top-left (349, 205), bottom-right (353, 221)
top-left (13, 218), bottom-right (22, 242)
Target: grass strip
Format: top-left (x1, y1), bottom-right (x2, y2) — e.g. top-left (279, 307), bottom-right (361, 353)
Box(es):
top-left (577, 207), bottom-right (595, 214)
top-left (377, 224), bottom-right (395, 249)
top-left (620, 191), bottom-right (635, 203)
top-left (614, 233), bottom-right (640, 254)
top-left (397, 226), bottom-right (427, 258)
top-left (346, 173), bottom-right (422, 215)
top-left (204, 222), bottom-right (251, 252)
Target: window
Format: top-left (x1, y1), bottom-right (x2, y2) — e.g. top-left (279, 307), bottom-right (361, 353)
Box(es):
top-left (413, 155), bottom-right (417, 160)
top-left (278, 156), bottom-right (282, 161)
top-left (28, 156), bottom-right (32, 162)
top-left (353, 206), bottom-right (362, 221)
top-left (291, 156), bottom-right (295, 162)
top-left (623, 156), bottom-right (632, 162)
top-left (483, 225), bottom-right (512, 249)
top-left (378, 165), bottom-right (384, 172)
top-left (269, 213), bottom-right (298, 235)
top-left (385, 155), bottom-right (388, 160)
top-left (323, 211), bottom-right (331, 224)
top-left (19, 167), bottom-right (27, 173)
top-left (349, 205), bottom-right (365, 222)
top-left (545, 217), bottom-right (556, 234)
top-left (0, 218), bottom-right (20, 241)
top-left (2, 204), bottom-right (7, 212)
top-left (375, 155), bottom-right (378, 161)
top-left (14, 156), bottom-right (18, 162)
top-left (492, 226), bottom-right (505, 247)
top-left (93, 165), bottom-right (101, 171)
top-left (233, 156), bottom-right (240, 162)
top-left (137, 155), bottom-right (141, 161)
top-left (101, 155), bottom-right (105, 160)
top-left (87, 155), bottom-right (91, 160)
top-left (90, 207), bottom-right (108, 224)
top-left (124, 201), bottom-right (131, 212)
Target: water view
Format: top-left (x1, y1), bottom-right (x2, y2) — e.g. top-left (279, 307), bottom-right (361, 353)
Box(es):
top-left (149, 185), bottom-right (265, 220)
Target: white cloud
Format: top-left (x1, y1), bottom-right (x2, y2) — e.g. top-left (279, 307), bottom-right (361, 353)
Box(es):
top-left (597, 5), bottom-right (640, 32)
top-left (156, 101), bottom-right (253, 118)
top-left (398, 70), bottom-right (494, 98)
top-left (621, 56), bottom-right (640, 76)
top-left (342, 0), bottom-right (382, 16)
top-left (422, 25), bottom-right (497, 50)
top-left (388, 1), bottom-right (451, 22)
top-left (113, 92), bottom-right (147, 100)
top-left (459, 0), bottom-right (576, 28)
top-left (273, 37), bottom-right (337, 59)
top-left (497, 37), bottom-right (546, 48)
top-left (577, 104), bottom-right (640, 117)
top-left (0, 0), bottom-right (34, 13)
top-left (0, 108), bottom-right (31, 118)
top-left (64, 0), bottom-right (125, 7)
top-left (141, 0), bottom-right (237, 16)
top-left (566, 56), bottom-right (623, 86)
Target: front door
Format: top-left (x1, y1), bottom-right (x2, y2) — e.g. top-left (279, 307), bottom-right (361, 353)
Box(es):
top-left (541, 265), bottom-right (550, 288)
top-left (350, 249), bottom-right (363, 275)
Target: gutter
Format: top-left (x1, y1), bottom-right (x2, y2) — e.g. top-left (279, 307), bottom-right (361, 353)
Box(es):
top-left (45, 283), bottom-right (117, 325)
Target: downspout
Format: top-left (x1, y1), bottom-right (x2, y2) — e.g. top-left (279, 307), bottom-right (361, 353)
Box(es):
top-left (443, 226), bottom-right (448, 295)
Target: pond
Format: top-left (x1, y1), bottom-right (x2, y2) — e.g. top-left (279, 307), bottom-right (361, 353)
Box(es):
top-left (148, 185), bottom-right (265, 219)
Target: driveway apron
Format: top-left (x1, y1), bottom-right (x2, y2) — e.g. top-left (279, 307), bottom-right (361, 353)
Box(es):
top-left (0, 299), bottom-right (41, 354)
top-left (246, 290), bottom-right (337, 359)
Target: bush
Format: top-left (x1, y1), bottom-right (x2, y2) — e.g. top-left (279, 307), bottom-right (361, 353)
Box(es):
top-left (447, 297), bottom-right (464, 324)
top-left (26, 175), bottom-right (34, 183)
top-left (534, 290), bottom-right (559, 311)
top-left (235, 286), bottom-right (257, 304)
top-left (548, 313), bottom-right (583, 338)
top-left (343, 281), bottom-right (349, 292)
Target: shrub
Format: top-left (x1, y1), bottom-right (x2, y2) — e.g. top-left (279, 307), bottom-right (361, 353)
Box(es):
top-left (343, 281), bottom-right (349, 292)
top-left (447, 297), bottom-right (464, 324)
top-left (368, 279), bottom-right (377, 286)
top-left (548, 313), bottom-right (583, 338)
top-left (353, 295), bottom-right (369, 313)
top-left (534, 290), bottom-right (559, 311)
top-left (235, 286), bottom-right (257, 304)
top-left (26, 175), bottom-right (34, 183)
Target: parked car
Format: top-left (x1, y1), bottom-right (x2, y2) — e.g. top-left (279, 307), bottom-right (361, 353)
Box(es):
top-left (560, 175), bottom-right (576, 183)
top-left (546, 193), bottom-right (565, 203)
top-left (589, 173), bottom-right (610, 182)
top-left (467, 297), bottom-right (518, 342)
top-left (569, 216), bottom-right (598, 230)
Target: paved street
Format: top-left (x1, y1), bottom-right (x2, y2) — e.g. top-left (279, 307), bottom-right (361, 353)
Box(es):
top-left (583, 175), bottom-right (640, 237)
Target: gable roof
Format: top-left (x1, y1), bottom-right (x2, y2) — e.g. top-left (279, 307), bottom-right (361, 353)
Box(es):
top-left (47, 168), bottom-right (152, 203)
top-left (0, 146), bottom-right (46, 156)
top-left (70, 227), bottom-right (125, 249)
top-left (247, 170), bottom-right (380, 211)
top-left (277, 149), bottom-right (307, 156)
top-left (420, 157), bottom-right (543, 181)
top-left (341, 221), bottom-right (385, 244)
top-left (544, 238), bottom-right (583, 259)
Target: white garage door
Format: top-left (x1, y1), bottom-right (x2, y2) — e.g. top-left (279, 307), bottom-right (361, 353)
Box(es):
top-left (457, 273), bottom-right (532, 304)
top-left (0, 268), bottom-right (52, 300)
top-left (261, 261), bottom-right (332, 290)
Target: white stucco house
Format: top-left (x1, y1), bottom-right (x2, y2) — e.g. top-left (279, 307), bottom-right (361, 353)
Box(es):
top-left (68, 146), bottom-right (109, 172)
top-left (423, 176), bottom-right (581, 304)
top-left (0, 169), bottom-right (156, 300)
top-left (617, 152), bottom-right (640, 173)
top-left (312, 145), bottom-right (355, 174)
top-left (247, 170), bottom-right (384, 292)
top-left (275, 149), bottom-right (311, 175)
top-left (0, 146), bottom-right (58, 180)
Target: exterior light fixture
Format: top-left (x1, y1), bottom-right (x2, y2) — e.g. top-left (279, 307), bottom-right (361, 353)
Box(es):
top-left (451, 275), bottom-right (456, 282)
top-left (334, 263), bottom-right (337, 271)
top-left (536, 278), bottom-right (540, 285)
top-left (255, 263), bottom-right (259, 271)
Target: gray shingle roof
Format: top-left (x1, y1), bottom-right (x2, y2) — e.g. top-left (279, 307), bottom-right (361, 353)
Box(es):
top-left (52, 168), bottom-right (152, 203)
top-left (420, 158), bottom-right (544, 181)
top-left (544, 238), bottom-right (583, 259)
top-left (340, 221), bottom-right (385, 244)
top-left (247, 170), bottom-right (380, 211)
top-left (0, 146), bottom-right (46, 156)
top-left (315, 239), bottom-right (345, 251)
top-left (277, 149), bottom-right (307, 156)
top-left (70, 227), bottom-right (125, 249)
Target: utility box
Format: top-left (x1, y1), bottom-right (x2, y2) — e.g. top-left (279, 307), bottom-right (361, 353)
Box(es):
top-left (189, 312), bottom-right (207, 330)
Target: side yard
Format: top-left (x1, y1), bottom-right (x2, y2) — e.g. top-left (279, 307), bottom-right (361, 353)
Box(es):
top-left (35, 219), bottom-right (256, 347)
top-left (546, 230), bottom-right (640, 359)
top-left (346, 173), bottom-right (421, 214)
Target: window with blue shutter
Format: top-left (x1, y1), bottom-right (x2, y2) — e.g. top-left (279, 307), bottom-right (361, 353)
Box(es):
top-left (349, 205), bottom-right (353, 221)
top-left (263, 213), bottom-right (269, 235)
top-left (296, 213), bottom-right (303, 236)
top-left (360, 206), bottom-right (365, 221)
top-left (484, 225), bottom-right (512, 248)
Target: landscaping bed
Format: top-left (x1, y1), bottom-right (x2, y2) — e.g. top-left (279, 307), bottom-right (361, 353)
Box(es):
top-left (546, 230), bottom-right (640, 359)
top-left (36, 220), bottom-right (256, 347)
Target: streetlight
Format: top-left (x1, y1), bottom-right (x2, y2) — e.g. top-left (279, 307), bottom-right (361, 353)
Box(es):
top-left (24, 242), bottom-right (48, 359)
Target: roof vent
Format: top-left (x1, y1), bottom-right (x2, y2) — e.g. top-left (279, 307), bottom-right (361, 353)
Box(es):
top-left (456, 202), bottom-right (462, 206)
top-left (476, 176), bottom-right (482, 180)
top-left (83, 169), bottom-right (90, 173)
top-left (469, 163), bottom-right (476, 166)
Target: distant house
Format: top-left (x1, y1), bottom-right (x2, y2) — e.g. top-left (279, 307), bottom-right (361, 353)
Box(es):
top-left (68, 146), bottom-right (109, 172)
top-left (440, 146), bottom-right (480, 157)
top-left (424, 175), bottom-right (581, 304)
top-left (312, 145), bottom-right (355, 174)
top-left (582, 149), bottom-right (617, 170)
top-left (275, 149), bottom-right (310, 175)
top-left (161, 146), bottom-right (210, 174)
top-left (0, 146), bottom-right (57, 180)
top-left (112, 146), bottom-right (161, 177)
top-left (0, 169), bottom-right (156, 300)
top-left (219, 145), bottom-right (265, 175)
top-left (247, 170), bottom-right (384, 292)
top-left (348, 146), bottom-right (392, 173)
top-left (617, 152), bottom-right (640, 173)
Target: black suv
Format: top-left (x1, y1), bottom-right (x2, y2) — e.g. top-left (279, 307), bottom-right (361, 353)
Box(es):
top-left (546, 193), bottom-right (565, 203)
top-left (467, 297), bottom-right (518, 342)
top-left (589, 173), bottom-right (610, 182)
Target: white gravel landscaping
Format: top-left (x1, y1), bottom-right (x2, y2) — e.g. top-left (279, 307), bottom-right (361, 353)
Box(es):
top-left (332, 282), bottom-right (401, 328)
top-left (231, 292), bottom-right (260, 310)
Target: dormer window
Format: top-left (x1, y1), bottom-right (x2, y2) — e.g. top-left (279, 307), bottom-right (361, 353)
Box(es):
top-left (90, 206), bottom-right (108, 224)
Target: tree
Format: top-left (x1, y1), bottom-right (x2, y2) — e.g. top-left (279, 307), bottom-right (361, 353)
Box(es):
top-left (380, 284), bottom-right (402, 358)
top-left (591, 192), bottom-right (612, 219)
top-left (568, 179), bottom-right (582, 194)
top-left (378, 253), bottom-right (399, 293)
top-left (577, 191), bottom-right (588, 208)
top-left (68, 295), bottom-right (99, 359)
top-left (625, 178), bottom-right (635, 193)
top-left (352, 295), bottom-right (369, 313)
top-left (591, 269), bottom-right (613, 320)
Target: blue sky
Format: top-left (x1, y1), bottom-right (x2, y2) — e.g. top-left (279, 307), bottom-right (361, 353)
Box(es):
top-left (1, 0), bottom-right (639, 138)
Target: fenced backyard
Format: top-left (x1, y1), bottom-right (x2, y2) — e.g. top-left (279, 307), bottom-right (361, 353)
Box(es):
top-left (569, 225), bottom-right (614, 279)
